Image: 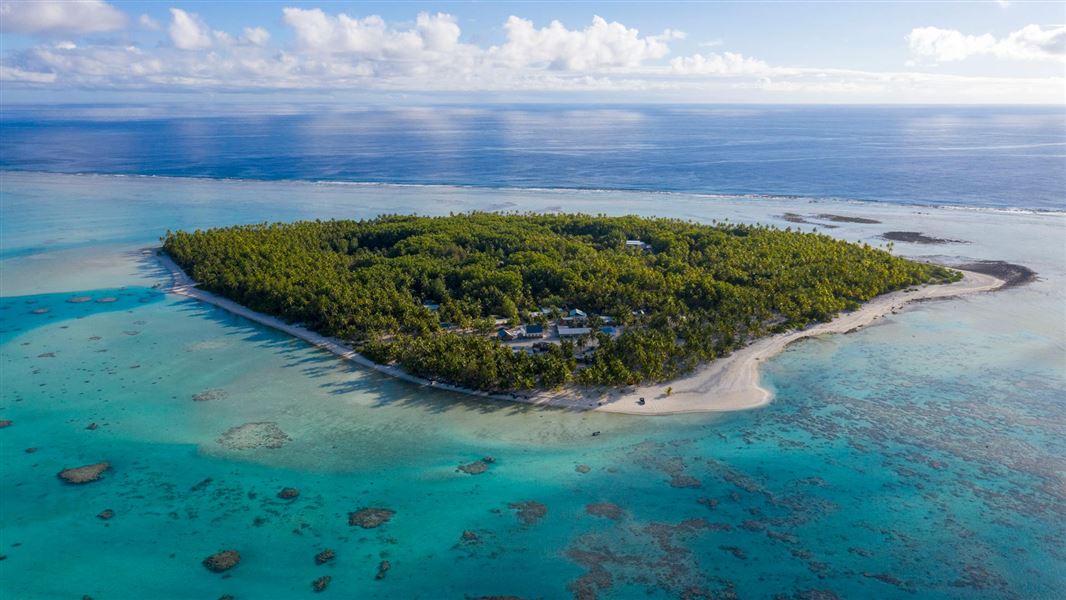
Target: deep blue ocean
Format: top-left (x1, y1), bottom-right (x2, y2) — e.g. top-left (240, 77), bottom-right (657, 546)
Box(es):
top-left (1, 104), bottom-right (1063, 211)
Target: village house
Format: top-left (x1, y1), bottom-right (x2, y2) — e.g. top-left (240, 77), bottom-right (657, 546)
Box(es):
top-left (560, 308), bottom-right (588, 324)
top-left (496, 327), bottom-right (521, 341)
top-left (520, 324), bottom-right (545, 338)
top-left (558, 325), bottom-right (592, 338)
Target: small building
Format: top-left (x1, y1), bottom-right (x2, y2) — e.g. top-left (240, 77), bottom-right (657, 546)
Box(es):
top-left (422, 302), bottom-right (440, 312)
top-left (600, 326), bottom-right (617, 336)
top-left (561, 308), bottom-right (588, 324)
top-left (558, 326), bottom-right (592, 338)
top-left (497, 327), bottom-right (519, 341)
top-left (520, 324), bottom-right (545, 338)
top-left (626, 240), bottom-right (650, 250)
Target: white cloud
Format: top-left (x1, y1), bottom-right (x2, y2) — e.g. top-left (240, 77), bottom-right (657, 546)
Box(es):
top-left (282, 8), bottom-right (462, 60)
top-left (671, 52), bottom-right (769, 75)
top-left (0, 0), bottom-right (126, 34)
top-left (491, 15), bottom-right (683, 70)
top-left (0, 8), bottom-right (1061, 104)
top-left (138, 14), bottom-right (160, 31)
top-left (168, 8), bottom-right (213, 50)
top-left (0, 64), bottom-right (57, 83)
top-left (242, 26), bottom-right (271, 47)
top-left (907, 24), bottom-right (1066, 64)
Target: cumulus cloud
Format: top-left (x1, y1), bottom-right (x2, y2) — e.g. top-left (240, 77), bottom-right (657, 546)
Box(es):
top-left (492, 15), bottom-right (683, 70)
top-left (168, 8), bottom-right (213, 50)
top-left (242, 26), bottom-right (271, 47)
top-left (670, 52), bottom-right (769, 75)
top-left (907, 24), bottom-right (1066, 64)
top-left (139, 14), bottom-right (160, 31)
top-left (282, 9), bottom-right (462, 58)
top-left (0, 7), bottom-right (1061, 103)
top-left (0, 0), bottom-right (126, 34)
top-left (0, 64), bottom-right (58, 82)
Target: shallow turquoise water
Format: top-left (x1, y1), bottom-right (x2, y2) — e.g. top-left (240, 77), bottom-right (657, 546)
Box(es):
top-left (1, 172), bottom-right (1063, 599)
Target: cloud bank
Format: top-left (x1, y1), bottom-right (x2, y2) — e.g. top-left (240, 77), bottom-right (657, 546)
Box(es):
top-left (907, 24), bottom-right (1066, 64)
top-left (0, 3), bottom-right (1061, 103)
top-left (0, 0), bottom-right (126, 35)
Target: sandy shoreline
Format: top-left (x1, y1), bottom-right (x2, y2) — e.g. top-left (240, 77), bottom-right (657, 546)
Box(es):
top-left (153, 250), bottom-right (1003, 415)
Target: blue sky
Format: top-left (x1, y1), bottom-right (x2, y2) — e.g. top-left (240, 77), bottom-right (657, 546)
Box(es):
top-left (1, 1), bottom-right (1063, 104)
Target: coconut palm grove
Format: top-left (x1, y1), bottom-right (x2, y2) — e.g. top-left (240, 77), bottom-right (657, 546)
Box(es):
top-left (161, 213), bottom-right (961, 391)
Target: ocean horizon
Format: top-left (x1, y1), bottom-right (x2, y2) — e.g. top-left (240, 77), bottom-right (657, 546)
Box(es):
top-left (3, 104), bottom-right (1063, 211)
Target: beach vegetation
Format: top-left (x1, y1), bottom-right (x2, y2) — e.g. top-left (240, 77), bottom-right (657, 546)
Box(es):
top-left (163, 213), bottom-right (960, 391)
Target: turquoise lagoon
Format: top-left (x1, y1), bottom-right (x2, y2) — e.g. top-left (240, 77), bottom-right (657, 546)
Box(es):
top-left (1, 171), bottom-right (1064, 599)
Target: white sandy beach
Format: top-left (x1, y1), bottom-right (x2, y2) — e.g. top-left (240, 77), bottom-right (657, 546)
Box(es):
top-left (154, 250), bottom-right (1003, 415)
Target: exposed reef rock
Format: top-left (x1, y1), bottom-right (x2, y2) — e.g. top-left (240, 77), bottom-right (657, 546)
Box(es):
top-left (278, 487), bottom-right (300, 499)
top-left (67, 296), bottom-right (93, 303)
top-left (217, 422), bottom-right (290, 450)
top-left (508, 501), bottom-right (547, 526)
top-left (457, 457), bottom-right (494, 475)
top-left (315, 548), bottom-right (335, 565)
top-left (348, 507), bottom-right (395, 528)
top-left (575, 464), bottom-right (591, 474)
top-left (375, 560), bottom-right (391, 580)
top-left (0, 420), bottom-right (11, 428)
top-left (97, 509), bottom-right (114, 520)
top-left (817, 213), bottom-right (881, 224)
top-left (585, 502), bottom-right (624, 521)
top-left (954, 260), bottom-right (1037, 289)
top-left (460, 530), bottom-right (480, 543)
top-left (312, 575), bottom-right (331, 592)
top-left (192, 389), bottom-right (228, 402)
top-left (202, 550), bottom-right (240, 573)
top-left (58, 462), bottom-right (110, 484)
top-left (881, 231), bottom-right (966, 245)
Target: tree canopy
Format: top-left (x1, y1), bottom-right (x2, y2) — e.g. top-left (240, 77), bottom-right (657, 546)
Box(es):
top-left (163, 213), bottom-right (960, 391)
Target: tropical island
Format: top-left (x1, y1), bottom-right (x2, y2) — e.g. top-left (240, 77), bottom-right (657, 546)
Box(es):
top-left (160, 213), bottom-right (984, 411)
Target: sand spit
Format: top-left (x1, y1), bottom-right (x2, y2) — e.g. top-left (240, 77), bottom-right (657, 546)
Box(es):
top-left (155, 250), bottom-right (1003, 416)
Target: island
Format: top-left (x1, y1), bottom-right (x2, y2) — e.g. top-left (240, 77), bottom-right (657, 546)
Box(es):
top-left (159, 213), bottom-right (999, 414)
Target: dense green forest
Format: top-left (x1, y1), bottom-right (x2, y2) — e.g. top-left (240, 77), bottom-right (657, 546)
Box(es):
top-left (162, 213), bottom-right (960, 391)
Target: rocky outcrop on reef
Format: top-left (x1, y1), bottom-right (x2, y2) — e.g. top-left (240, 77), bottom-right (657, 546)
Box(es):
top-left (348, 507), bottom-right (394, 528)
top-left (375, 560), bottom-right (390, 580)
top-left (97, 509), bottom-right (114, 520)
top-left (312, 575), bottom-right (331, 592)
top-left (57, 462), bottom-right (110, 484)
top-left (192, 389), bottom-right (228, 402)
top-left (277, 487), bottom-right (300, 499)
top-left (202, 550), bottom-right (241, 573)
top-left (315, 549), bottom-right (335, 565)
top-left (575, 464), bottom-right (591, 473)
top-left (217, 422), bottom-right (290, 450)
top-left (585, 502), bottom-right (624, 521)
top-left (508, 501), bottom-right (547, 526)
top-left (457, 457), bottom-right (494, 475)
